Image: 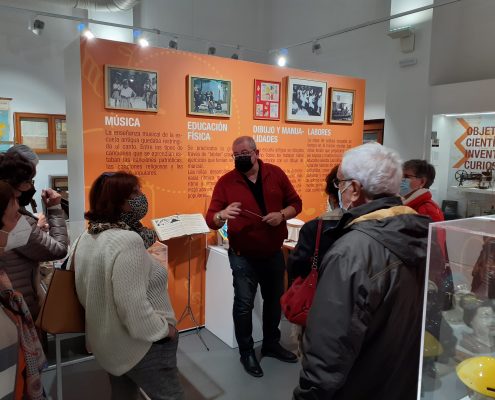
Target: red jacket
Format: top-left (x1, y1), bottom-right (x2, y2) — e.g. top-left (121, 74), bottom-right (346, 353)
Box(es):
top-left (206, 160), bottom-right (302, 257)
top-left (404, 189), bottom-right (444, 222)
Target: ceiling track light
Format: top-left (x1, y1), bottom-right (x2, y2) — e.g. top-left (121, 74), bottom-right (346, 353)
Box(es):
top-left (78, 22), bottom-right (94, 39)
top-left (312, 41), bottom-right (322, 55)
top-left (133, 29), bottom-right (149, 47)
top-left (231, 45), bottom-right (241, 60)
top-left (277, 48), bottom-right (288, 67)
top-left (30, 18), bottom-right (45, 36)
top-left (169, 38), bottom-right (178, 49)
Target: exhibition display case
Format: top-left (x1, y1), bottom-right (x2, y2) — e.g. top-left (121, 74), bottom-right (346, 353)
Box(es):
top-left (419, 216), bottom-right (495, 400)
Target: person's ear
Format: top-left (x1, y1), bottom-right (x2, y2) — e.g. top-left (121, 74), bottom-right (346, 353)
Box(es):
top-left (419, 176), bottom-right (428, 188)
top-left (349, 180), bottom-right (363, 203)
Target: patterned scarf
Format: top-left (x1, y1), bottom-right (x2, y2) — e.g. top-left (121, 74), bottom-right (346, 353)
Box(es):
top-left (0, 269), bottom-right (47, 400)
top-left (120, 213), bottom-right (158, 249)
top-left (88, 220), bottom-right (157, 249)
top-left (87, 221), bottom-right (131, 235)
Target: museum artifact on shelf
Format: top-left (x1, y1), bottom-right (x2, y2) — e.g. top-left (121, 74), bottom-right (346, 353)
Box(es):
top-left (419, 216), bottom-right (495, 400)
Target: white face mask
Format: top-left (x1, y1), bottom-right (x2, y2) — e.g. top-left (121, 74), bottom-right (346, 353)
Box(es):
top-left (0, 216), bottom-right (32, 251)
top-left (338, 182), bottom-right (352, 211)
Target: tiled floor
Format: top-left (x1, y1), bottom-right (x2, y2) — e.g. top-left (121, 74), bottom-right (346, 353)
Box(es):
top-left (41, 321), bottom-right (301, 400)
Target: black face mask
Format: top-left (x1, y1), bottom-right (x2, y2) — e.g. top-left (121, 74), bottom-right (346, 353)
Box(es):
top-left (18, 186), bottom-right (36, 207)
top-left (234, 155), bottom-right (253, 173)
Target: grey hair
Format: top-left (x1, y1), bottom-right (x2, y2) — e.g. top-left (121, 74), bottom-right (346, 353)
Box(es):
top-left (340, 143), bottom-right (402, 197)
top-left (233, 136), bottom-right (257, 150)
top-left (7, 144), bottom-right (39, 166)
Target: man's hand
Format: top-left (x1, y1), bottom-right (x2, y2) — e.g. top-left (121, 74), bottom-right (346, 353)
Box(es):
top-left (220, 202), bottom-right (242, 220)
top-left (41, 188), bottom-right (61, 208)
top-left (262, 211), bottom-right (284, 227)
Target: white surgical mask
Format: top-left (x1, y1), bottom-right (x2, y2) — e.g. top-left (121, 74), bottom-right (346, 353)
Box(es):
top-left (0, 216), bottom-right (32, 251)
top-left (338, 182), bottom-right (352, 211)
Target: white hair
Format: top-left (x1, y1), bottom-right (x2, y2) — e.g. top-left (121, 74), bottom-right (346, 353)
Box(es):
top-left (340, 143), bottom-right (402, 197)
top-left (7, 144), bottom-right (39, 166)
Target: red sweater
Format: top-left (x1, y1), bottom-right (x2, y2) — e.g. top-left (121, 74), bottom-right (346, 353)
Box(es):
top-left (404, 189), bottom-right (444, 222)
top-left (206, 160), bottom-right (302, 257)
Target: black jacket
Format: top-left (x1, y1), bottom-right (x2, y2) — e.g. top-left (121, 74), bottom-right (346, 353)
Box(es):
top-left (294, 197), bottom-right (430, 400)
top-left (287, 208), bottom-right (344, 281)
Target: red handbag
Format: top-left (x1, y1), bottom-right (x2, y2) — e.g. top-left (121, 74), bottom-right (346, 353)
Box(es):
top-left (281, 219), bottom-right (323, 326)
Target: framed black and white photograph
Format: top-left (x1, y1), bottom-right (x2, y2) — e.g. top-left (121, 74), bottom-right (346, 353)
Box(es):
top-left (104, 65), bottom-right (158, 112)
top-left (286, 77), bottom-right (327, 123)
top-left (188, 76), bottom-right (232, 118)
top-left (329, 88), bottom-right (355, 124)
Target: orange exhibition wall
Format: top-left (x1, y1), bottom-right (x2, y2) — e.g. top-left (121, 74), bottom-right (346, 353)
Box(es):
top-left (79, 38), bottom-right (365, 329)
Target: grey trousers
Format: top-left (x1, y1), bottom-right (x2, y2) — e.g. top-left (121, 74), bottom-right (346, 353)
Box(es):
top-left (108, 336), bottom-right (184, 400)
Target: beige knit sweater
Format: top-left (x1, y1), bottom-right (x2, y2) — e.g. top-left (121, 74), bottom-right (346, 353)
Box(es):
top-left (74, 229), bottom-right (176, 376)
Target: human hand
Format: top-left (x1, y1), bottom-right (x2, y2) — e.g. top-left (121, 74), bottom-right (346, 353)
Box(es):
top-left (41, 188), bottom-right (61, 207)
top-left (167, 324), bottom-right (178, 339)
top-left (262, 211), bottom-right (284, 227)
top-left (220, 202), bottom-right (242, 220)
top-left (35, 213), bottom-right (49, 232)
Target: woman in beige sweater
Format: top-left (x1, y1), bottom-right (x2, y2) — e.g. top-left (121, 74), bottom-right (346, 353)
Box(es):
top-left (75, 172), bottom-right (183, 400)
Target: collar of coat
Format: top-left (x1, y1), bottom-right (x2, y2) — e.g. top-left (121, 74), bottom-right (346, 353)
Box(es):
top-left (348, 205), bottom-right (418, 226)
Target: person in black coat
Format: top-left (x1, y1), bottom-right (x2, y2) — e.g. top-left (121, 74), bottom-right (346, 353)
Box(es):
top-left (288, 164), bottom-right (344, 281)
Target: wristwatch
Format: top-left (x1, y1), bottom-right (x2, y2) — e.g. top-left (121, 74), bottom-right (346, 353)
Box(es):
top-left (215, 212), bottom-right (226, 223)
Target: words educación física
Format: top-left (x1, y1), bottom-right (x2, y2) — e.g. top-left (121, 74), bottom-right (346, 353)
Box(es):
top-left (105, 116), bottom-right (332, 143)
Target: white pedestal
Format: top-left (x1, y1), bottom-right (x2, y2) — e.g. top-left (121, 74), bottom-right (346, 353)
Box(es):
top-left (205, 245), bottom-right (263, 348)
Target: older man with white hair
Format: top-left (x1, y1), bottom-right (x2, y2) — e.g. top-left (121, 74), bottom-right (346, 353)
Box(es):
top-left (294, 143), bottom-right (430, 400)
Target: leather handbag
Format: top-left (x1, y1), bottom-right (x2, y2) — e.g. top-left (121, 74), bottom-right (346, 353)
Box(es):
top-left (281, 219), bottom-right (323, 326)
top-left (36, 237), bottom-right (85, 334)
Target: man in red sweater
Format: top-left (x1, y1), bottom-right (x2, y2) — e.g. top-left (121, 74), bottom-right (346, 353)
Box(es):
top-left (206, 136), bottom-right (302, 377)
top-left (401, 159), bottom-right (444, 222)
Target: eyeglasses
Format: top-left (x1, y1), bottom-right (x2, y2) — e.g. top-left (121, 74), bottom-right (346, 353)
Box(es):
top-left (231, 150), bottom-right (255, 160)
top-left (403, 174), bottom-right (417, 179)
top-left (332, 177), bottom-right (354, 189)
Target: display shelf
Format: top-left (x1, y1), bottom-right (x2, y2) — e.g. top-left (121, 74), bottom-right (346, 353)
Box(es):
top-left (419, 217), bottom-right (495, 400)
top-left (450, 185), bottom-right (495, 195)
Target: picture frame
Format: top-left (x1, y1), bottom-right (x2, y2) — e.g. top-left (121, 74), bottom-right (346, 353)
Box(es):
top-left (286, 77), bottom-right (327, 123)
top-left (104, 65), bottom-right (158, 112)
top-left (329, 88), bottom-right (355, 124)
top-left (188, 75), bottom-right (232, 118)
top-left (254, 79), bottom-right (281, 120)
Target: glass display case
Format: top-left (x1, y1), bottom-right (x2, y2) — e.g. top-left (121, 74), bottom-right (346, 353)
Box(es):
top-left (419, 216), bottom-right (495, 400)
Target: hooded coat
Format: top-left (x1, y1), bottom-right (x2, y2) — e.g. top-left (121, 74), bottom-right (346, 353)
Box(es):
top-left (294, 196), bottom-right (430, 400)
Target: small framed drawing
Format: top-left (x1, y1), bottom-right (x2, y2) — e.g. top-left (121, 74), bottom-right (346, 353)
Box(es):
top-left (188, 75), bottom-right (232, 118)
top-left (105, 65), bottom-right (158, 112)
top-left (286, 77), bottom-right (327, 123)
top-left (254, 79), bottom-right (280, 120)
top-left (329, 88), bottom-right (355, 124)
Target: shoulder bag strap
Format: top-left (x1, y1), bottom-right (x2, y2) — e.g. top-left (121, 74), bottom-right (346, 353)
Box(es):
top-left (311, 219), bottom-right (324, 270)
top-left (62, 235), bottom-right (82, 272)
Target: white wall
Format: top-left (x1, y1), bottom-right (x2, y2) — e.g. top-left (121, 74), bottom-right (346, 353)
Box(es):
top-left (134, 0), bottom-right (269, 63)
top-left (267, 0), bottom-right (391, 121)
top-left (430, 0), bottom-right (495, 86)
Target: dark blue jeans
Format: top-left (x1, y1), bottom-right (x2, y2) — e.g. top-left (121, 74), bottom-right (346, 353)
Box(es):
top-left (228, 249), bottom-right (285, 356)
